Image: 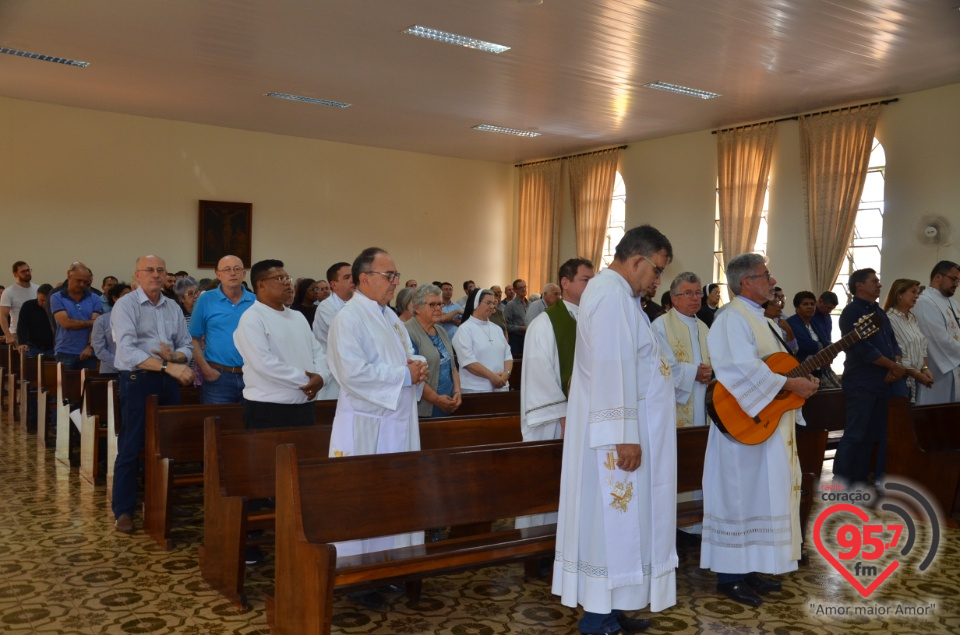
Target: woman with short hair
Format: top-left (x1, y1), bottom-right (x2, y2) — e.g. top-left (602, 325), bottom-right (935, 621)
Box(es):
top-left (403, 285), bottom-right (461, 417)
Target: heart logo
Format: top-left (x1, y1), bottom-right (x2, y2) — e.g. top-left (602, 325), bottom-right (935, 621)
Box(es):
top-left (813, 503), bottom-right (899, 598)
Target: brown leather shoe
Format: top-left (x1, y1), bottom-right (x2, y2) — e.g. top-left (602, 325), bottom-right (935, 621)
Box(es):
top-left (115, 513), bottom-right (134, 534)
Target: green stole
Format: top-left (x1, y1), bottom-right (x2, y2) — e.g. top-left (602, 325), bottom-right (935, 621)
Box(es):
top-left (546, 300), bottom-right (577, 397)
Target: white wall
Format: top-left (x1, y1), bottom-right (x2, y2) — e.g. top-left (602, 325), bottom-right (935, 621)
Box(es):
top-left (0, 97), bottom-right (516, 290)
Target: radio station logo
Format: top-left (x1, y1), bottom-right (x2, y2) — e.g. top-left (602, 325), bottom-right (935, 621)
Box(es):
top-left (813, 479), bottom-right (941, 599)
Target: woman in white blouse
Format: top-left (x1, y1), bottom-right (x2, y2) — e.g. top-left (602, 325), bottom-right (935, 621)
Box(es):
top-left (452, 288), bottom-right (513, 393)
top-left (884, 278), bottom-right (935, 402)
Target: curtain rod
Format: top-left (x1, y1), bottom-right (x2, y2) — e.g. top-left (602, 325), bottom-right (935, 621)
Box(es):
top-left (711, 98), bottom-right (899, 135)
top-left (515, 145), bottom-right (627, 168)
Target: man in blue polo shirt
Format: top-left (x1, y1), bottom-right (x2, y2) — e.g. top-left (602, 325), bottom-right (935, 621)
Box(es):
top-left (189, 254), bottom-right (256, 403)
top-left (50, 262), bottom-right (101, 371)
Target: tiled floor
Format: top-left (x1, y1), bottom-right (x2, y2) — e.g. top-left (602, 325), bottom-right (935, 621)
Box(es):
top-left (1, 410), bottom-right (958, 634)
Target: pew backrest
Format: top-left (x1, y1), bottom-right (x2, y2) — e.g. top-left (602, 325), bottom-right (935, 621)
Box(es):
top-left (284, 440), bottom-right (563, 544)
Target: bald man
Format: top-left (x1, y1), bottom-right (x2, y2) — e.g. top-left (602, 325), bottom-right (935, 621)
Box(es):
top-left (526, 283), bottom-right (561, 325)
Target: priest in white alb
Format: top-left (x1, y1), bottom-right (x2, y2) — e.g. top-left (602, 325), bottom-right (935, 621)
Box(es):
top-left (914, 260), bottom-right (960, 405)
top-left (518, 257), bottom-right (594, 530)
top-left (651, 272), bottom-right (713, 429)
top-left (553, 226), bottom-right (677, 635)
top-left (326, 248), bottom-right (428, 608)
top-left (702, 253), bottom-right (819, 607)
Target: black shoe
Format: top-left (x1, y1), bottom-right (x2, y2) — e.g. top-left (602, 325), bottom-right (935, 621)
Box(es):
top-left (348, 590), bottom-right (386, 610)
top-left (616, 613), bottom-right (652, 633)
top-left (744, 572), bottom-right (781, 593)
top-left (244, 546), bottom-right (263, 565)
top-left (717, 581), bottom-right (763, 607)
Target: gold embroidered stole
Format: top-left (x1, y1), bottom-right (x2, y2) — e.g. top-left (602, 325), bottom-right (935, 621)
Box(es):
top-left (728, 298), bottom-right (802, 560)
top-left (662, 309), bottom-right (710, 428)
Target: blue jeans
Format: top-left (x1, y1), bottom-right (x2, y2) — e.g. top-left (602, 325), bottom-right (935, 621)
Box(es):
top-left (56, 352), bottom-right (98, 371)
top-left (25, 346), bottom-right (54, 359)
top-left (112, 371), bottom-right (180, 518)
top-left (201, 371), bottom-right (244, 404)
top-left (835, 388), bottom-right (888, 484)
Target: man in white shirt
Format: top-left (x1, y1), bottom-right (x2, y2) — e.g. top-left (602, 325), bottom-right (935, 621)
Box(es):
top-left (519, 258), bottom-right (593, 530)
top-left (234, 259), bottom-right (329, 428)
top-left (312, 261), bottom-right (355, 398)
top-left (326, 247), bottom-right (428, 609)
top-left (914, 260), bottom-right (960, 404)
top-left (702, 253), bottom-right (819, 607)
top-left (553, 226), bottom-right (677, 635)
top-left (0, 261), bottom-right (39, 344)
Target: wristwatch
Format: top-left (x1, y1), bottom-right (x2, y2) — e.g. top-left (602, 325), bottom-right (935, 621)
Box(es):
top-left (161, 360), bottom-right (168, 372)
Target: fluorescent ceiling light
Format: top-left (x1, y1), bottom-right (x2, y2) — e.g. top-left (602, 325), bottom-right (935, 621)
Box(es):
top-left (0, 46), bottom-right (88, 68)
top-left (403, 25), bottom-right (510, 54)
top-left (266, 92), bottom-right (350, 108)
top-left (472, 124), bottom-right (540, 137)
top-left (643, 81), bottom-right (720, 100)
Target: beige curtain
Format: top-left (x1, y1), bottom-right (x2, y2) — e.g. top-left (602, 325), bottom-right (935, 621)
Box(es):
top-left (800, 104), bottom-right (881, 292)
top-left (568, 148), bottom-right (621, 269)
top-left (716, 123), bottom-right (777, 271)
top-left (517, 160), bottom-right (562, 292)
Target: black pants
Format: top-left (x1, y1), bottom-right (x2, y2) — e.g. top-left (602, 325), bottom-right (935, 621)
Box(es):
top-left (242, 399), bottom-right (315, 429)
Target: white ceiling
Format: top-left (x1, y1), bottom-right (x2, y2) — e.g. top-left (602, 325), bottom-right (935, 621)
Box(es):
top-left (2, 0), bottom-right (959, 164)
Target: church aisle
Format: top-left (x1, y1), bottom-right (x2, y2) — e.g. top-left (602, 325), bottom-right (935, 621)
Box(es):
top-left (0, 411), bottom-right (957, 634)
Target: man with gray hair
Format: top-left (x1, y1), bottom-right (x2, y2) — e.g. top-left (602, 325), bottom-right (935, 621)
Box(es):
top-left (702, 253), bottom-right (819, 607)
top-left (525, 282), bottom-right (561, 325)
top-left (50, 262), bottom-right (101, 371)
top-left (553, 226), bottom-right (676, 635)
top-left (651, 272), bottom-right (712, 429)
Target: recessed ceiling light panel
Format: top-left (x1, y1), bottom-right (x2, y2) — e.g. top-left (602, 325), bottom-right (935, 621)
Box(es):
top-left (472, 124), bottom-right (540, 137)
top-left (403, 25), bottom-right (510, 54)
top-left (643, 81), bottom-right (720, 100)
top-left (266, 92), bottom-right (350, 108)
top-left (0, 46), bottom-right (88, 67)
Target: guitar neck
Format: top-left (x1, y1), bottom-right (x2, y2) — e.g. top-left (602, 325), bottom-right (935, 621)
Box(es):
top-left (785, 326), bottom-right (861, 378)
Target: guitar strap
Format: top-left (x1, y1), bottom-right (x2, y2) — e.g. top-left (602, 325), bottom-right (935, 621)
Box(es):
top-left (766, 322), bottom-right (796, 360)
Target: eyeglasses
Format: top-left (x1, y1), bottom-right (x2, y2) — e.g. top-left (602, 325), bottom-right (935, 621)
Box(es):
top-left (183, 290), bottom-right (200, 298)
top-left (945, 274), bottom-right (960, 284)
top-left (645, 259), bottom-right (665, 279)
top-left (218, 266), bottom-right (246, 274)
top-left (481, 300), bottom-right (499, 307)
top-left (673, 291), bottom-right (701, 299)
top-left (745, 272), bottom-right (772, 282)
top-left (365, 271), bottom-right (401, 283)
top-left (264, 275), bottom-right (292, 284)
top-left (138, 267), bottom-right (167, 275)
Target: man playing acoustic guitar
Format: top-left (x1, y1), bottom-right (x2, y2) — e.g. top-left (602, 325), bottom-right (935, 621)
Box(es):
top-left (701, 253), bottom-right (819, 607)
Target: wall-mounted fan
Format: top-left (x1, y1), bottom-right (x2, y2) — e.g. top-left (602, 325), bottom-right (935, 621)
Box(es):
top-left (914, 215), bottom-right (953, 249)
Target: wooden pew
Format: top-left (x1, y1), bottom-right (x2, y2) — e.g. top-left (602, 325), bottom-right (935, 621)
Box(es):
top-left (0, 343), bottom-right (7, 413)
top-left (18, 353), bottom-right (39, 432)
top-left (509, 359), bottom-right (521, 391)
top-left (105, 380), bottom-right (120, 487)
top-left (200, 413), bottom-right (524, 606)
top-left (144, 394), bottom-right (521, 550)
top-left (269, 440), bottom-right (561, 635)
top-left (5, 346), bottom-right (19, 422)
top-left (37, 359), bottom-right (59, 447)
top-left (55, 366), bottom-right (85, 466)
top-left (676, 426), bottom-right (709, 527)
top-left (79, 375), bottom-right (115, 484)
top-left (449, 390), bottom-right (519, 417)
top-left (886, 397), bottom-right (960, 527)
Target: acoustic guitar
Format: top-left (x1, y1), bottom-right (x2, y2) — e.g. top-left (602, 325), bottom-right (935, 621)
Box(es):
top-left (706, 312), bottom-right (882, 445)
